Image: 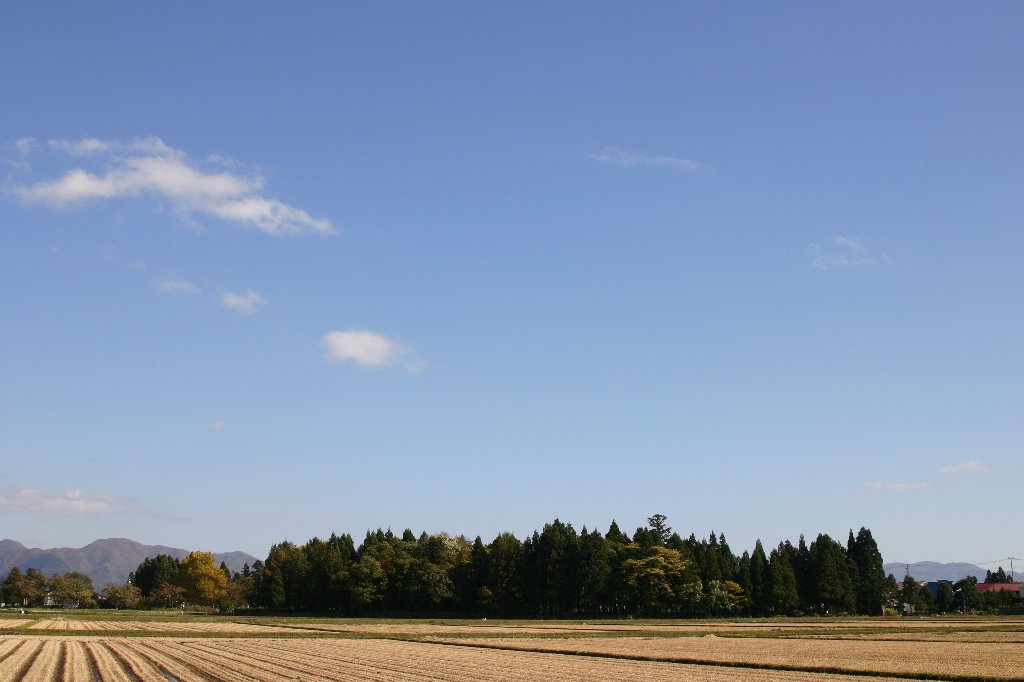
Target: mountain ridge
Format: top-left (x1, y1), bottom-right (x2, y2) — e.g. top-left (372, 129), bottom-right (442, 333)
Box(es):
top-left (0, 538), bottom-right (258, 589)
top-left (883, 561), bottom-right (988, 582)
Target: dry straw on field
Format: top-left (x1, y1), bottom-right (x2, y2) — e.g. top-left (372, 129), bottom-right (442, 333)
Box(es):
top-left (27, 619), bottom-right (301, 633)
top-left (452, 634), bottom-right (1024, 679)
top-left (0, 636), bottom-right (916, 682)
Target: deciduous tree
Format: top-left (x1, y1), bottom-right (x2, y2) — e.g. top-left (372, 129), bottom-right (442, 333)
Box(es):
top-left (103, 582), bottom-right (142, 609)
top-left (178, 551), bottom-right (228, 606)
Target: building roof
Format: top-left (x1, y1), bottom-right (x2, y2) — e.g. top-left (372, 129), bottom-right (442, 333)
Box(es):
top-left (976, 582), bottom-right (1022, 593)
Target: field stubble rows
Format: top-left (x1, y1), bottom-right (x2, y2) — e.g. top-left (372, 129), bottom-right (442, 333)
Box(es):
top-left (445, 634), bottom-right (1024, 679)
top-left (27, 618), bottom-right (301, 633)
top-left (0, 636), bottom-right (923, 682)
top-left (1, 616), bottom-right (1023, 681)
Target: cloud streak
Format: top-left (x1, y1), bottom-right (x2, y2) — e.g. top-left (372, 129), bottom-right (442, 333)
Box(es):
top-left (938, 459), bottom-right (988, 475)
top-left (586, 146), bottom-right (700, 172)
top-left (13, 137), bottom-right (335, 237)
top-left (0, 487), bottom-right (150, 517)
top-left (321, 330), bottom-right (421, 370)
top-left (155, 278), bottom-right (200, 294)
top-left (222, 289), bottom-right (267, 314)
top-left (14, 137), bottom-right (36, 155)
top-left (810, 236), bottom-right (888, 270)
top-left (864, 481), bottom-right (930, 493)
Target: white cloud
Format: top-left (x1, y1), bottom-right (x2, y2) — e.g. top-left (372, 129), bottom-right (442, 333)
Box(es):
top-left (586, 146), bottom-right (700, 172)
top-left (48, 135), bottom-right (175, 157)
top-left (155, 278), bottom-right (200, 294)
top-left (208, 422), bottom-right (227, 433)
top-left (321, 330), bottom-right (419, 369)
top-left (222, 289), bottom-right (267, 314)
top-left (864, 481), bottom-right (930, 493)
top-left (14, 137), bottom-right (335, 236)
top-left (14, 137), bottom-right (36, 155)
top-left (938, 459), bottom-right (989, 475)
top-left (48, 137), bottom-right (111, 155)
top-left (810, 236), bottom-right (889, 270)
top-left (0, 487), bottom-right (148, 517)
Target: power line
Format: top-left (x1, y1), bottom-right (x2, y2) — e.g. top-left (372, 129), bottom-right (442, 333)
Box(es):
top-left (972, 557), bottom-right (1019, 566)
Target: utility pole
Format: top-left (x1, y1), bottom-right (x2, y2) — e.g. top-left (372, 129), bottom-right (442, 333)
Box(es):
top-left (1010, 557), bottom-right (1019, 582)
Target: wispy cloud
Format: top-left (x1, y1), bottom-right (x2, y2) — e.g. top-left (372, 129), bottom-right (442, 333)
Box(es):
top-left (864, 481), bottom-right (930, 493)
top-left (222, 289), bottom-right (267, 314)
top-left (0, 487), bottom-right (150, 517)
top-left (155, 278), bottom-right (200, 294)
top-left (810, 236), bottom-right (889, 270)
top-left (321, 330), bottom-right (421, 370)
top-left (13, 136), bottom-right (335, 236)
top-left (938, 460), bottom-right (988, 475)
top-left (14, 137), bottom-right (36, 155)
top-left (586, 146), bottom-right (700, 172)
top-left (208, 422), bottom-right (227, 433)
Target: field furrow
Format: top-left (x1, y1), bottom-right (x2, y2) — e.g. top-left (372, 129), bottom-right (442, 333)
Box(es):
top-left (221, 639), bottom-right (436, 681)
top-left (84, 640), bottom-right (137, 682)
top-left (0, 638), bottom-right (26, 661)
top-left (20, 639), bottom-right (62, 682)
top-left (139, 639), bottom-right (250, 682)
top-left (106, 640), bottom-right (173, 681)
top-left (0, 639), bottom-right (42, 679)
top-left (117, 640), bottom-right (209, 682)
top-left (62, 641), bottom-right (94, 682)
top-left (185, 639), bottom-right (350, 681)
top-left (153, 638), bottom-right (318, 681)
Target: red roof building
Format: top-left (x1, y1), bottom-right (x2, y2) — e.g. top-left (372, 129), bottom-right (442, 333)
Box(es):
top-left (976, 582), bottom-right (1022, 593)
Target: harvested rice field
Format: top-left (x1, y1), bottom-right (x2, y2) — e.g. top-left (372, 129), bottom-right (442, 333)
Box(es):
top-left (27, 619), bottom-right (304, 633)
top-left (449, 634), bottom-right (1024, 679)
top-left (0, 620), bottom-right (30, 629)
top-left (0, 614), bottom-right (1022, 680)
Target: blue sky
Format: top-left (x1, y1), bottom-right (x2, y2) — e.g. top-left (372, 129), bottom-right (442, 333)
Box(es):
top-left (1, 2), bottom-right (1020, 566)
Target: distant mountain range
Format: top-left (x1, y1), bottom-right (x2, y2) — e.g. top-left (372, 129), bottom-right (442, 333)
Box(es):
top-left (883, 561), bottom-right (989, 582)
top-left (0, 538), bottom-right (258, 589)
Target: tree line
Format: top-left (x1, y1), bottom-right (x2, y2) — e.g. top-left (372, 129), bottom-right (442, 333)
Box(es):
top-left (100, 515), bottom-right (891, 616)
top-left (6, 516), bottom-right (1012, 617)
top-left (0, 551), bottom-right (238, 611)
top-left (235, 517), bottom-right (888, 616)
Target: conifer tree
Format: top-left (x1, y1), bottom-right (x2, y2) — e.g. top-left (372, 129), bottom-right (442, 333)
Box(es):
top-left (749, 540), bottom-right (769, 614)
top-left (847, 527), bottom-right (886, 615)
top-left (811, 534), bottom-right (855, 613)
top-left (768, 545), bottom-right (800, 615)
